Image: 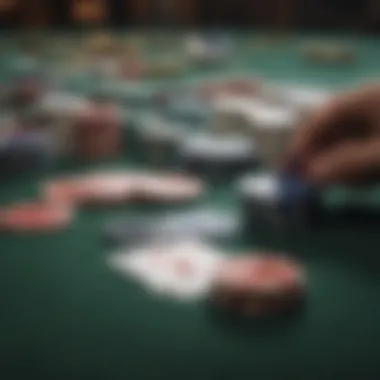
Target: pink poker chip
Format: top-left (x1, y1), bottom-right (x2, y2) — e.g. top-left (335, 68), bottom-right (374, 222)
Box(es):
top-left (137, 173), bottom-right (204, 203)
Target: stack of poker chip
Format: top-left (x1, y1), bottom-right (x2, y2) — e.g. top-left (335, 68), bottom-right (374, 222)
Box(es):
top-left (68, 102), bottom-right (123, 161)
top-left (37, 92), bottom-right (91, 156)
top-left (210, 96), bottom-right (258, 135)
top-left (243, 101), bottom-right (299, 168)
top-left (210, 254), bottom-right (306, 317)
top-left (163, 96), bottom-right (211, 126)
top-left (263, 83), bottom-right (332, 118)
top-left (179, 133), bottom-right (259, 181)
top-left (236, 171), bottom-right (320, 233)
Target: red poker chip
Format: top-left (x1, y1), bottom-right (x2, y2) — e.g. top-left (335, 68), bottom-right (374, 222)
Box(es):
top-left (136, 173), bottom-right (204, 203)
top-left (0, 201), bottom-right (73, 233)
top-left (211, 255), bottom-right (305, 316)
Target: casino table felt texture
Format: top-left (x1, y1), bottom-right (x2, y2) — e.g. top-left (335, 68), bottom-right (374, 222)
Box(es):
top-left (1, 32), bottom-right (380, 379)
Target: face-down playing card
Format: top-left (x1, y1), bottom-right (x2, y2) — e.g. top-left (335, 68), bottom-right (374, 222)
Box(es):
top-left (108, 240), bottom-right (226, 301)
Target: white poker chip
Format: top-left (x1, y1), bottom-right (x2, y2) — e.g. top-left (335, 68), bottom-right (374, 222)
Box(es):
top-left (264, 84), bottom-right (332, 114)
top-left (180, 133), bottom-right (256, 161)
top-left (40, 92), bottom-right (90, 118)
top-left (237, 172), bottom-right (279, 201)
top-left (244, 101), bottom-right (298, 130)
top-left (138, 114), bottom-right (186, 143)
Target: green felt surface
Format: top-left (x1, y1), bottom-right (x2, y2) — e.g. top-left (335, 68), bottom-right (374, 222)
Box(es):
top-left (1, 32), bottom-right (380, 379)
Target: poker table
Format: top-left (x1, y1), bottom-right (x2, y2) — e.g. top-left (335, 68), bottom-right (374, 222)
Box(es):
top-left (1, 31), bottom-right (380, 379)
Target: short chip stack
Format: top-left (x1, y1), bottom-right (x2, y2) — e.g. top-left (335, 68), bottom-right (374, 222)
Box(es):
top-left (179, 133), bottom-right (259, 181)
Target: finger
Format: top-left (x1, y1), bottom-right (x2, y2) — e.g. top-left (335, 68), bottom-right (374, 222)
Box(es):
top-left (285, 85), bottom-right (379, 162)
top-left (305, 139), bottom-right (380, 184)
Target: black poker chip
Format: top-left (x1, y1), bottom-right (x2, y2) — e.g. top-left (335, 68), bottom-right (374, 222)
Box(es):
top-left (237, 172), bottom-right (320, 233)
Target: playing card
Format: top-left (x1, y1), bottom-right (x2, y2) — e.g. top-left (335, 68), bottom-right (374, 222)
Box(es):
top-left (108, 240), bottom-right (225, 301)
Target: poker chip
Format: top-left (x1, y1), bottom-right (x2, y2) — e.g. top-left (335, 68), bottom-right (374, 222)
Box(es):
top-left (135, 114), bottom-right (186, 166)
top-left (210, 254), bottom-right (305, 316)
top-left (115, 84), bottom-right (154, 107)
top-left (69, 103), bottom-right (122, 160)
top-left (210, 96), bottom-right (256, 135)
top-left (0, 201), bottom-right (73, 233)
top-left (38, 91), bottom-right (90, 120)
top-left (243, 101), bottom-right (299, 168)
top-left (164, 98), bottom-right (211, 126)
top-left (237, 172), bottom-right (319, 231)
top-left (198, 79), bottom-right (260, 101)
top-left (179, 133), bottom-right (258, 181)
top-left (136, 173), bottom-right (204, 204)
top-left (264, 84), bottom-right (332, 116)
top-left (42, 172), bottom-right (139, 206)
top-left (0, 131), bottom-right (57, 178)
top-left (43, 171), bottom-right (203, 207)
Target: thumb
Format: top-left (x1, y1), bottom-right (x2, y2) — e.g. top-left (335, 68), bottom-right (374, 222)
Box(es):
top-left (305, 139), bottom-right (380, 184)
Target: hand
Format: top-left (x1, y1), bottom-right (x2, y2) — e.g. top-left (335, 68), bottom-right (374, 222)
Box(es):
top-left (284, 84), bottom-right (380, 184)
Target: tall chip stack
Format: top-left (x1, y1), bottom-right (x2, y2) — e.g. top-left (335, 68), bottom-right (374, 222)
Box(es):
top-left (68, 102), bottom-right (122, 161)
